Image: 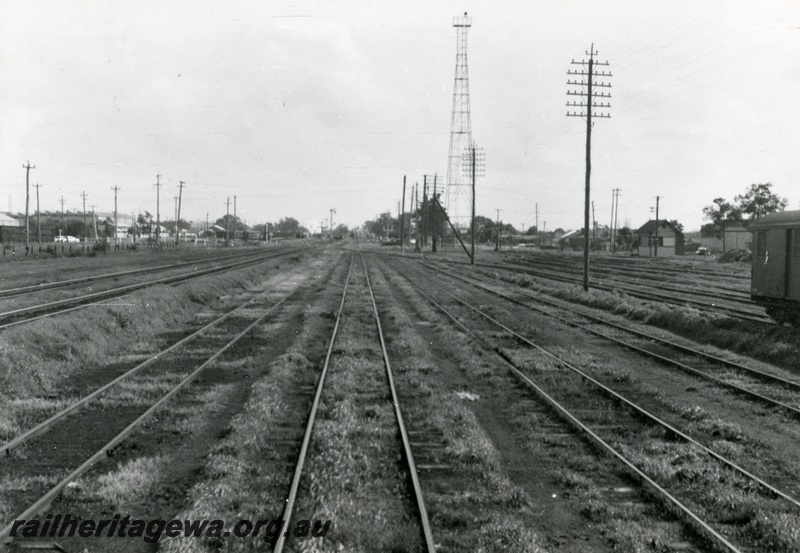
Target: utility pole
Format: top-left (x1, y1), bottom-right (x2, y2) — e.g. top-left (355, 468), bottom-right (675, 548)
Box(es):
top-left (80, 191), bottom-right (88, 242)
top-left (609, 189), bottom-right (616, 251)
top-left (431, 176), bottom-right (438, 253)
top-left (173, 196), bottom-right (178, 240)
top-left (462, 142), bottom-right (484, 264)
top-left (400, 175), bottom-right (406, 252)
top-left (613, 188), bottom-right (621, 251)
top-left (112, 186), bottom-right (120, 247)
top-left (176, 181), bottom-right (185, 246)
top-left (414, 182), bottom-right (421, 252)
top-left (90, 204), bottom-right (98, 241)
top-left (495, 208), bottom-right (501, 251)
top-left (654, 195), bottom-right (661, 257)
top-left (422, 176), bottom-right (429, 247)
top-left (59, 196), bottom-right (66, 237)
top-left (224, 198), bottom-right (230, 245)
top-left (567, 44), bottom-right (612, 291)
top-left (232, 195), bottom-right (237, 243)
top-left (22, 162), bottom-right (35, 251)
top-left (154, 174), bottom-right (162, 245)
top-left (34, 183), bottom-right (42, 244)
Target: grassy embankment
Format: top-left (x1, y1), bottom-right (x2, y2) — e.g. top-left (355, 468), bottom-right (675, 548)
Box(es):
top-left (473, 266), bottom-right (800, 369)
top-left (0, 260), bottom-right (297, 441)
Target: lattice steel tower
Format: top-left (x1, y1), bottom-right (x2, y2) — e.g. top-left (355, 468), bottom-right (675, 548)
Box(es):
top-left (445, 12), bottom-right (473, 227)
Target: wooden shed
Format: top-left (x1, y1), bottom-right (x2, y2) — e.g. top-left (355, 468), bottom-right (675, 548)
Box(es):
top-left (634, 220), bottom-right (679, 257)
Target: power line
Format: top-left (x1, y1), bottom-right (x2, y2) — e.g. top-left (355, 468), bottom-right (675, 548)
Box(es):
top-left (22, 162), bottom-right (35, 252)
top-left (567, 43), bottom-right (612, 291)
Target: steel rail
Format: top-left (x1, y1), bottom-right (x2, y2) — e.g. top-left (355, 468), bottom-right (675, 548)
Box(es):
top-left (382, 257), bottom-right (743, 553)
top-left (0, 248), bottom-right (299, 327)
top-left (503, 255), bottom-right (751, 299)
top-left (360, 253), bottom-right (436, 552)
top-left (424, 262), bottom-right (800, 414)
top-left (466, 259), bottom-right (769, 322)
top-left (273, 254), bottom-right (355, 553)
top-left (398, 250), bottom-right (768, 323)
top-left (0, 282), bottom-right (296, 542)
top-left (0, 274), bottom-right (296, 455)
top-left (0, 248), bottom-right (272, 299)
top-left (389, 258), bottom-right (800, 510)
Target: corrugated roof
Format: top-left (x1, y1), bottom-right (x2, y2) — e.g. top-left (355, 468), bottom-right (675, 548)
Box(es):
top-left (0, 213), bottom-right (20, 226)
top-left (635, 219), bottom-right (678, 234)
top-left (748, 210), bottom-right (800, 230)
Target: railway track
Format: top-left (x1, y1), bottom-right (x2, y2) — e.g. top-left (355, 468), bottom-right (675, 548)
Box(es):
top-left (382, 254), bottom-right (800, 553)
top-left (0, 263), bottom-right (316, 546)
top-left (273, 252), bottom-right (435, 552)
top-left (425, 261), bottom-right (800, 420)
top-left (0, 248), bottom-right (273, 301)
top-left (422, 254), bottom-right (770, 323)
top-left (504, 253), bottom-right (751, 299)
top-left (0, 246), bottom-right (301, 330)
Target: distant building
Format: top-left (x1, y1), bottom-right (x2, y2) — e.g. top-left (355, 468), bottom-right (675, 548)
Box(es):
top-left (634, 220), bottom-right (679, 257)
top-left (0, 213), bottom-right (21, 227)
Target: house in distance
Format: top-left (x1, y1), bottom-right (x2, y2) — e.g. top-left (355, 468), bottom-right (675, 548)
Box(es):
top-left (634, 220), bottom-right (680, 257)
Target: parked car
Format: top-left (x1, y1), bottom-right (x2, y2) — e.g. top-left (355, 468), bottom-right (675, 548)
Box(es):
top-left (54, 235), bottom-right (80, 243)
top-left (695, 247), bottom-right (710, 256)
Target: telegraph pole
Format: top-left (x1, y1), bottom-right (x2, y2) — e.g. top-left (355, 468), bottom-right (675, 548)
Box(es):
top-left (176, 181), bottom-right (185, 246)
top-left (613, 189), bottom-right (621, 251)
top-left (59, 196), bottom-right (66, 237)
top-left (90, 204), bottom-right (98, 241)
top-left (462, 142), bottom-right (484, 264)
top-left (422, 176), bottom-right (428, 248)
top-left (414, 182), bottom-right (421, 252)
top-left (154, 174), bottom-right (162, 245)
top-left (495, 208), bottom-right (501, 251)
top-left (22, 162), bottom-right (35, 251)
top-left (400, 175), bottom-right (406, 252)
top-left (654, 195), bottom-right (661, 257)
top-left (80, 191), bottom-right (88, 242)
top-left (34, 183), bottom-right (42, 244)
top-left (432, 177), bottom-right (438, 253)
top-left (609, 189), bottom-right (615, 250)
top-left (224, 198), bottom-right (231, 245)
top-left (567, 44), bottom-right (612, 291)
top-left (112, 186), bottom-right (120, 247)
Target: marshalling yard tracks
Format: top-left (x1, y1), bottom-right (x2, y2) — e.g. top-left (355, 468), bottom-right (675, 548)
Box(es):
top-left (0, 252), bottom-right (437, 552)
top-left (427, 254), bottom-right (770, 324)
top-left (272, 252), bottom-right (435, 552)
top-left (379, 254), bottom-right (800, 553)
top-left (0, 267), bottom-right (306, 546)
top-left (425, 260), bottom-right (800, 421)
top-left (0, 246), bottom-right (302, 330)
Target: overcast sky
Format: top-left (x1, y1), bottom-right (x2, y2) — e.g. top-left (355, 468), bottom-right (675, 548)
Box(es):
top-left (1, 0), bottom-right (798, 232)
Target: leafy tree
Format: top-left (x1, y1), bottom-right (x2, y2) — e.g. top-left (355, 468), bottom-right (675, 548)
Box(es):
top-left (702, 197), bottom-right (741, 251)
top-left (734, 183), bottom-right (787, 221)
top-left (364, 212), bottom-right (398, 239)
top-left (216, 215), bottom-right (248, 233)
top-left (332, 224), bottom-right (349, 237)
top-left (669, 219), bottom-right (685, 254)
top-left (272, 217), bottom-right (307, 236)
top-left (615, 226), bottom-right (633, 251)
